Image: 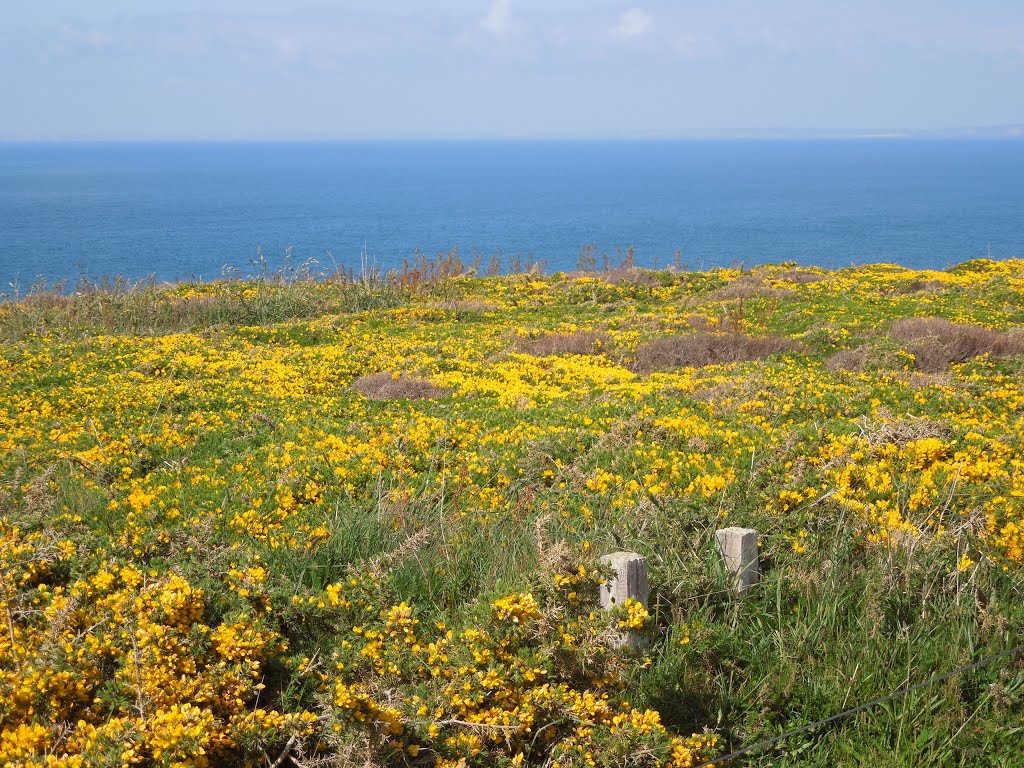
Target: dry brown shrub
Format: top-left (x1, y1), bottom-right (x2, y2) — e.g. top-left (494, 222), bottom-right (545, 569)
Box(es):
top-left (775, 269), bottom-right (828, 285)
top-left (535, 515), bottom-right (574, 578)
top-left (687, 436), bottom-right (711, 453)
top-left (516, 331), bottom-right (606, 357)
top-left (685, 314), bottom-right (741, 333)
top-left (706, 280), bottom-right (794, 302)
top-left (888, 317), bottom-right (1024, 372)
top-left (351, 373), bottom-right (447, 401)
top-left (18, 293), bottom-right (72, 312)
top-left (633, 332), bottom-right (797, 373)
top-left (901, 371), bottom-right (955, 389)
top-left (601, 268), bottom-right (663, 287)
top-left (855, 413), bottom-right (954, 447)
top-left (898, 279), bottom-right (946, 294)
top-left (566, 268), bottom-right (663, 287)
top-left (706, 269), bottom-right (823, 301)
top-left (421, 299), bottom-right (500, 313)
top-left (3, 465), bottom-right (58, 527)
top-left (24, 465), bottom-right (57, 516)
top-left (684, 314), bottom-right (711, 331)
top-left (825, 349), bottom-right (867, 372)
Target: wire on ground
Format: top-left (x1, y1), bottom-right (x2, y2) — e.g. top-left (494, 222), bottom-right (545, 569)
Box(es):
top-left (692, 643), bottom-right (1024, 767)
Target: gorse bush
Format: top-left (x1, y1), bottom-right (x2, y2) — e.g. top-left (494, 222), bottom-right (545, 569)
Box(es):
top-left (0, 523), bottom-right (714, 767)
top-left (1, 258), bottom-right (1023, 766)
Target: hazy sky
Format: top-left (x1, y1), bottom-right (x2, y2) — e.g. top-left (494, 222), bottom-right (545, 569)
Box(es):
top-left (2, 1), bottom-right (1022, 140)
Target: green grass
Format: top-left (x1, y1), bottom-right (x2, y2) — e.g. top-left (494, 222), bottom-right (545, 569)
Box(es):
top-left (1, 258), bottom-right (1023, 766)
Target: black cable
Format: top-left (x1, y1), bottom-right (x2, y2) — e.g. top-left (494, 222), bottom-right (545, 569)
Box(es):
top-left (692, 643), bottom-right (1024, 767)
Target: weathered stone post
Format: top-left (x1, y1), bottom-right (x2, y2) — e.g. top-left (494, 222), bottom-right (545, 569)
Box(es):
top-left (715, 527), bottom-right (759, 593)
top-left (599, 551), bottom-right (649, 610)
top-left (600, 551), bottom-right (649, 650)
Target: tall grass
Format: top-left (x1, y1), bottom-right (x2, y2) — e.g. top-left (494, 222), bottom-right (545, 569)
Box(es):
top-left (0, 246), bottom-right (654, 341)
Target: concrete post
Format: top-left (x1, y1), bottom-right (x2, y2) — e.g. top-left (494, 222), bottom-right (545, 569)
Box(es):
top-left (716, 527), bottom-right (759, 593)
top-left (600, 551), bottom-right (650, 651)
top-left (599, 551), bottom-right (649, 610)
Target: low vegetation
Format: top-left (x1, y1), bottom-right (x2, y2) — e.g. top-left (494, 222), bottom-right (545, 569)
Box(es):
top-left (888, 316), bottom-right (1024, 372)
top-left (1, 257), bottom-right (1023, 767)
top-left (632, 333), bottom-right (798, 373)
top-left (516, 331), bottom-right (608, 357)
top-left (351, 373), bottom-right (449, 401)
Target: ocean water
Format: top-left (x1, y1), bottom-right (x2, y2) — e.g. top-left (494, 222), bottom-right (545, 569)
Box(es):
top-left (1, 140), bottom-right (1022, 291)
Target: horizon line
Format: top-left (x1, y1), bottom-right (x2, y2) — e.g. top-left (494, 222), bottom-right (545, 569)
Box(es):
top-left (3, 134), bottom-right (1024, 145)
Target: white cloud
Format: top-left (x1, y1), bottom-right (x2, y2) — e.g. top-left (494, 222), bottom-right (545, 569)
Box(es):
top-left (60, 23), bottom-right (113, 51)
top-left (613, 8), bottom-right (652, 41)
top-left (6, 1), bottom-right (1023, 140)
top-left (482, 0), bottom-right (514, 34)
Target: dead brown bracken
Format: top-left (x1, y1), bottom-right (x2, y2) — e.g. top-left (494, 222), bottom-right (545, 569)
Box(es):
top-left (516, 331), bottom-right (607, 357)
top-left (888, 317), bottom-right (1024, 372)
top-left (350, 372), bottom-right (448, 401)
top-left (633, 332), bottom-right (797, 373)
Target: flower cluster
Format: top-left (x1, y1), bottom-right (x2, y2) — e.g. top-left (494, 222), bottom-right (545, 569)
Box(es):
top-left (2, 257), bottom-right (1023, 764)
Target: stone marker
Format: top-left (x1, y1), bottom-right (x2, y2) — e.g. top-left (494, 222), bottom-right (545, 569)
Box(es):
top-left (600, 551), bottom-right (650, 651)
top-left (599, 551), bottom-right (649, 610)
top-left (715, 527), bottom-right (759, 593)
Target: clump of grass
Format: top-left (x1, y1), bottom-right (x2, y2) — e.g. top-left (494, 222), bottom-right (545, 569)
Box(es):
top-left (516, 331), bottom-right (607, 357)
top-left (633, 332), bottom-right (797, 373)
top-left (350, 372), bottom-right (448, 401)
top-left (888, 317), bottom-right (1024, 372)
top-left (0, 274), bottom-right (406, 341)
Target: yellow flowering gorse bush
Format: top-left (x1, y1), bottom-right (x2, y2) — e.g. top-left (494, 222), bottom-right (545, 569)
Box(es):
top-left (2, 257), bottom-right (1023, 764)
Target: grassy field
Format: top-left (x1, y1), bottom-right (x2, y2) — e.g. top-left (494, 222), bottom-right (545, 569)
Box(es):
top-left (1, 257), bottom-right (1023, 767)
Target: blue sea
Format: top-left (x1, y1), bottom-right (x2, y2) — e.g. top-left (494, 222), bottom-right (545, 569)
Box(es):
top-left (1, 140), bottom-right (1022, 291)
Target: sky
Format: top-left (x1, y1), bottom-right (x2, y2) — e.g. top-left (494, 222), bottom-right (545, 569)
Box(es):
top-left (2, 0), bottom-right (1023, 140)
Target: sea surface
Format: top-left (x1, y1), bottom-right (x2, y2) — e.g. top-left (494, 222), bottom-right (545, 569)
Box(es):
top-left (1, 140), bottom-right (1023, 292)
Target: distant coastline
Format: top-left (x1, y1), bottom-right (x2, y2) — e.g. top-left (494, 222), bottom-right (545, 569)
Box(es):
top-left (2, 122), bottom-right (1024, 143)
